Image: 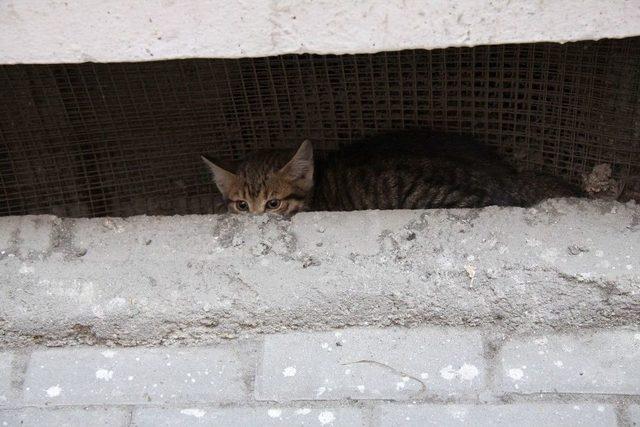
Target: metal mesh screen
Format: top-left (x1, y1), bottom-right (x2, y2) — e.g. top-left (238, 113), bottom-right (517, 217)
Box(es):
top-left (1, 37), bottom-right (639, 217)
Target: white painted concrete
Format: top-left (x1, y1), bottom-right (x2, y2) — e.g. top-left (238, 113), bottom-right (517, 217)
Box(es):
top-left (1, 0), bottom-right (639, 64)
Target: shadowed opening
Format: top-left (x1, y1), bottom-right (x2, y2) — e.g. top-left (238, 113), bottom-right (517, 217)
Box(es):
top-left (1, 37), bottom-right (639, 217)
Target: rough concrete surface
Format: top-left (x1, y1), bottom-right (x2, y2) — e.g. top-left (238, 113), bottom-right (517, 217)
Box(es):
top-left (1, 0), bottom-right (640, 64)
top-left (0, 198), bottom-right (639, 347)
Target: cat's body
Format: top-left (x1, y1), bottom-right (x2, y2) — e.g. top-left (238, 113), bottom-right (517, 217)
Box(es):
top-left (202, 131), bottom-right (581, 215)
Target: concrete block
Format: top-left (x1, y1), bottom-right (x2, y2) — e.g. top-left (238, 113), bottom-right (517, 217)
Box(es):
top-left (24, 345), bottom-right (249, 405)
top-left (0, 353), bottom-right (12, 406)
top-left (0, 407), bottom-right (129, 427)
top-left (256, 327), bottom-right (486, 401)
top-left (132, 406), bottom-right (365, 426)
top-left (499, 330), bottom-right (640, 394)
top-left (2, 200), bottom-right (640, 348)
top-left (375, 403), bottom-right (617, 426)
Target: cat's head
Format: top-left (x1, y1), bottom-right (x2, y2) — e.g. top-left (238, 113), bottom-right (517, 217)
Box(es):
top-left (202, 140), bottom-right (314, 215)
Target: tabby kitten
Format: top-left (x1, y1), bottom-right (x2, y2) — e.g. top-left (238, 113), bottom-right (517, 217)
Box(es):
top-left (202, 131), bottom-right (581, 215)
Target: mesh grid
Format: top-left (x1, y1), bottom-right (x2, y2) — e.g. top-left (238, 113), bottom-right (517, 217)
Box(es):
top-left (1, 38), bottom-right (639, 217)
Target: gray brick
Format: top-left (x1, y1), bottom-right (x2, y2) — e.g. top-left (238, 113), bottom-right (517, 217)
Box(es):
top-left (628, 405), bottom-right (640, 426)
top-left (499, 330), bottom-right (640, 394)
top-left (375, 403), bottom-right (617, 427)
top-left (24, 345), bottom-right (248, 405)
top-left (256, 327), bottom-right (486, 401)
top-left (0, 407), bottom-right (129, 427)
top-left (0, 353), bottom-right (12, 406)
top-left (132, 406), bottom-right (365, 426)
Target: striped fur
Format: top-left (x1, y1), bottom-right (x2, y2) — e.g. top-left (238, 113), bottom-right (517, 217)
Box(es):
top-left (203, 131), bottom-right (582, 215)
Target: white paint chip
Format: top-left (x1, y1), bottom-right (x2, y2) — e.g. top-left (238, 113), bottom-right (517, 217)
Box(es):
top-left (268, 408), bottom-right (282, 418)
top-left (318, 411), bottom-right (336, 425)
top-left (180, 408), bottom-right (206, 418)
top-left (95, 369), bottom-right (114, 381)
top-left (282, 366), bottom-right (297, 377)
top-left (439, 363), bottom-right (479, 381)
top-left (46, 385), bottom-right (62, 397)
top-left (507, 368), bottom-right (524, 381)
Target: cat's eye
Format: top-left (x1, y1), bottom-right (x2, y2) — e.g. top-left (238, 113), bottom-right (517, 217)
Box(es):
top-left (266, 199), bottom-right (281, 210)
top-left (235, 200), bottom-right (249, 211)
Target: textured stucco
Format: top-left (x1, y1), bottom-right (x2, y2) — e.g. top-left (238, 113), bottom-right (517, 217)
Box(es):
top-left (1, 0), bottom-right (639, 64)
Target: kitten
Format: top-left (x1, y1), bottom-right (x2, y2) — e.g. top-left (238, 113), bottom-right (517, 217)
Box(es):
top-left (202, 131), bottom-right (581, 215)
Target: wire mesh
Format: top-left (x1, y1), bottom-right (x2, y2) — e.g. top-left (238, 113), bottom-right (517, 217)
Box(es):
top-left (1, 37), bottom-right (639, 217)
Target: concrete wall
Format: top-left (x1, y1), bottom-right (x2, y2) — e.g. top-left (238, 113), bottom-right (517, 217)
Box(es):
top-left (0, 199), bottom-right (638, 347)
top-left (1, 0), bottom-right (639, 64)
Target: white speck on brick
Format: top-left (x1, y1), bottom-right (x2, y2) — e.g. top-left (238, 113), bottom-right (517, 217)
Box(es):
top-left (180, 408), bottom-right (206, 418)
top-left (316, 386), bottom-right (326, 397)
top-left (101, 350), bottom-right (116, 358)
top-left (448, 408), bottom-right (469, 421)
top-left (634, 333), bottom-right (640, 341)
top-left (46, 385), bottom-right (62, 397)
top-left (282, 366), bottom-right (297, 377)
top-left (296, 408), bottom-right (312, 415)
top-left (534, 336), bottom-right (548, 346)
top-left (395, 381), bottom-right (406, 390)
top-left (440, 363), bottom-right (479, 381)
top-left (554, 360), bottom-right (564, 368)
top-left (128, 376), bottom-right (134, 381)
top-left (356, 385), bottom-right (365, 393)
top-left (321, 342), bottom-right (329, 349)
top-left (318, 411), bottom-right (335, 425)
top-left (420, 372), bottom-right (429, 379)
top-left (268, 408), bottom-right (282, 418)
top-left (507, 368), bottom-right (524, 380)
top-left (95, 369), bottom-right (114, 381)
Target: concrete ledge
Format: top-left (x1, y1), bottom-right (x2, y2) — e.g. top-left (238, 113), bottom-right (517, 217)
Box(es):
top-left (0, 199), bottom-right (639, 347)
top-left (1, 0), bottom-right (639, 64)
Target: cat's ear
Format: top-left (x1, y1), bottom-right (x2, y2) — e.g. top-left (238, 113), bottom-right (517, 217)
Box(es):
top-left (280, 140), bottom-right (314, 191)
top-left (201, 155), bottom-right (238, 198)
